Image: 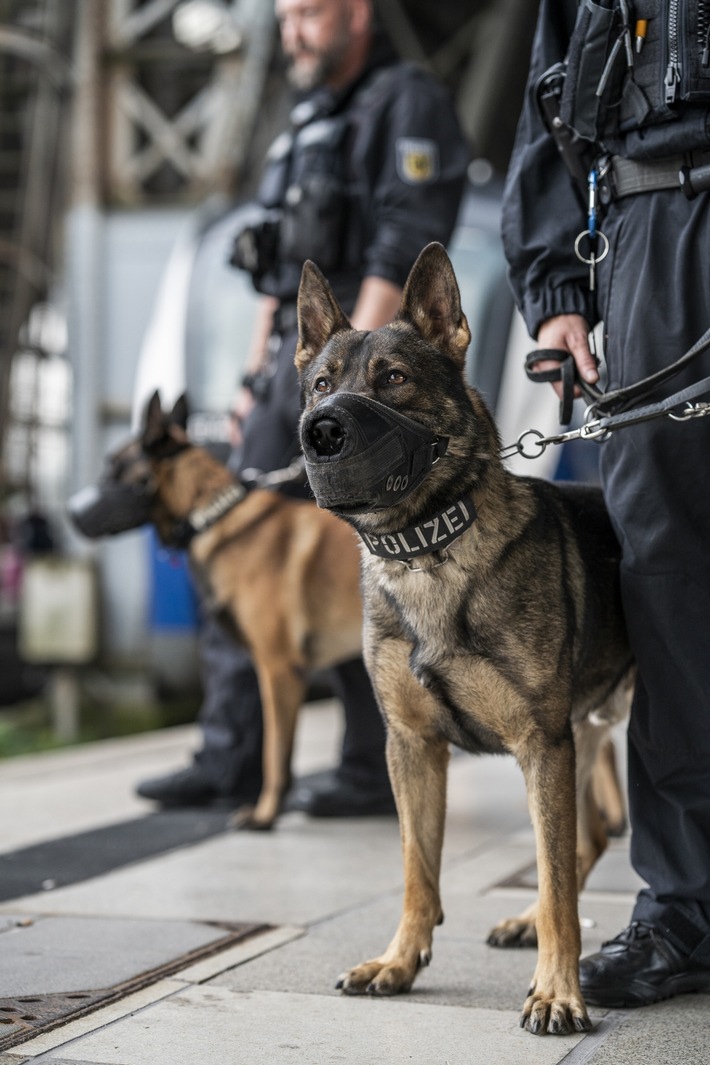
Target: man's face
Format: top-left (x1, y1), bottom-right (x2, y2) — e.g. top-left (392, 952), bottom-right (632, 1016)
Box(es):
top-left (275, 0), bottom-right (356, 91)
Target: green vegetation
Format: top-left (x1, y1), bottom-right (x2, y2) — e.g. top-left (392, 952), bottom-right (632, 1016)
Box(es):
top-left (0, 680), bottom-right (200, 759)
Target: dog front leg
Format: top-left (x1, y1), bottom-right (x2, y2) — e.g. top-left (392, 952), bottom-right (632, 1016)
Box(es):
top-left (338, 716), bottom-right (448, 996)
top-left (518, 732), bottom-right (592, 1036)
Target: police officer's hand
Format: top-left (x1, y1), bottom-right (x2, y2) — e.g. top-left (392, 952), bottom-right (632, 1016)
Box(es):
top-left (229, 387), bottom-right (255, 448)
top-left (536, 314), bottom-right (599, 399)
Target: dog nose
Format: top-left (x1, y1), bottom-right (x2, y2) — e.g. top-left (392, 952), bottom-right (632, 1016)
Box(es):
top-left (307, 416), bottom-right (346, 456)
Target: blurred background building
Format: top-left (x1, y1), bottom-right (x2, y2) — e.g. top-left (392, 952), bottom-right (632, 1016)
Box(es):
top-left (0, 0), bottom-right (540, 735)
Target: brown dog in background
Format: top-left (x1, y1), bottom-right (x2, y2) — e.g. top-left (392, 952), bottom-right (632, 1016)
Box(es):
top-left (295, 243), bottom-right (633, 1035)
top-left (69, 392), bottom-right (363, 830)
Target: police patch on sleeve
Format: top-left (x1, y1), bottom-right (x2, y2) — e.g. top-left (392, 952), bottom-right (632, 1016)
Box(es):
top-left (395, 138), bottom-right (440, 185)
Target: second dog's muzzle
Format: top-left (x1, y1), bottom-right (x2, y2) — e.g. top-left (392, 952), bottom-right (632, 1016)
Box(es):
top-left (68, 483), bottom-right (154, 538)
top-left (300, 393), bottom-right (448, 512)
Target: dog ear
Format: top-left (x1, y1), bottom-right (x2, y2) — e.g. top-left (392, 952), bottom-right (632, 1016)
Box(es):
top-left (168, 394), bottom-right (189, 430)
top-left (142, 391), bottom-right (166, 448)
top-left (295, 260), bottom-right (351, 372)
top-left (398, 243), bottom-right (471, 368)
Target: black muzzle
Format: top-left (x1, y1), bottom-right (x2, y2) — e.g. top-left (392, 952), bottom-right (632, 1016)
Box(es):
top-left (300, 393), bottom-right (448, 512)
top-left (68, 483), bottom-right (154, 539)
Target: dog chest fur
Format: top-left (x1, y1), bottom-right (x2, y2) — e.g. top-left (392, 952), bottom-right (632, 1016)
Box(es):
top-left (361, 528), bottom-right (565, 757)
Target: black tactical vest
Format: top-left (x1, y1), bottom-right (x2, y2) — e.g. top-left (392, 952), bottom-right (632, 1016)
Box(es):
top-left (242, 64), bottom-right (402, 305)
top-left (561, 1), bottom-right (710, 145)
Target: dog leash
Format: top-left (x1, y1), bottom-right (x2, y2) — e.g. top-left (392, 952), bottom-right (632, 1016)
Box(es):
top-left (501, 326), bottom-right (710, 461)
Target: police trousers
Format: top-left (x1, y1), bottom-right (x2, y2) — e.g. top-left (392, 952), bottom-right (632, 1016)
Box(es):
top-left (595, 185), bottom-right (710, 955)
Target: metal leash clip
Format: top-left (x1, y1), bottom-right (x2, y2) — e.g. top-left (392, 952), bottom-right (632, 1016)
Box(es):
top-left (668, 401), bottom-right (710, 421)
top-left (500, 408), bottom-right (614, 462)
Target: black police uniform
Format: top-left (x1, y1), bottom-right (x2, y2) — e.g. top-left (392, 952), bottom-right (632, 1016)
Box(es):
top-left (194, 38), bottom-right (470, 804)
top-left (502, 0), bottom-right (710, 958)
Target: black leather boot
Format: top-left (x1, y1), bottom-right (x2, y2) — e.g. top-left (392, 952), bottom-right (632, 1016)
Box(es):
top-left (580, 921), bottom-right (710, 1008)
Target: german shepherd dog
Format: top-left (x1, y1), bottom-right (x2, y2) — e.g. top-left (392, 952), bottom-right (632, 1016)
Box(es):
top-left (295, 243), bottom-right (634, 1035)
top-left (69, 392), bottom-right (363, 830)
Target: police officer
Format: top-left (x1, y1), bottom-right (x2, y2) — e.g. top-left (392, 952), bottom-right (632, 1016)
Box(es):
top-left (137, 0), bottom-right (469, 816)
top-left (502, 0), bottom-right (710, 1008)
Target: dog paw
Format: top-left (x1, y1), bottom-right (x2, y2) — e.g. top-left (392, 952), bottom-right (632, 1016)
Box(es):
top-left (603, 812), bottom-right (628, 838)
top-left (519, 992), bottom-right (591, 1036)
top-left (228, 805), bottom-right (275, 832)
top-left (336, 957), bottom-right (422, 997)
top-left (486, 917), bottom-right (538, 949)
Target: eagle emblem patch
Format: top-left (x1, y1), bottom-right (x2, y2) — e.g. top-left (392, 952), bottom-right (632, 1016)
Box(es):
top-left (396, 138), bottom-right (440, 184)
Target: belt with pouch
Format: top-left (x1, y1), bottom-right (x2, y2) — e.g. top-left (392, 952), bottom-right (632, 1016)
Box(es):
top-left (602, 148), bottom-right (710, 201)
top-left (272, 301), bottom-right (300, 335)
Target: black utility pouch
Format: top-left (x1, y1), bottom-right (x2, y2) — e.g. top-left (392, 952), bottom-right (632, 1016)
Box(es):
top-left (561, 0), bottom-right (624, 140)
top-left (280, 172), bottom-right (347, 272)
top-left (229, 211), bottom-right (281, 278)
top-left (230, 129), bottom-right (292, 282)
top-left (279, 114), bottom-right (349, 272)
top-left (615, 2), bottom-right (710, 131)
top-left (617, 1), bottom-right (672, 130)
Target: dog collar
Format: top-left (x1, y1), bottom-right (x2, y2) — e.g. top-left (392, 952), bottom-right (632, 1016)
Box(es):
top-left (358, 496), bottom-right (477, 563)
top-left (187, 483), bottom-right (247, 536)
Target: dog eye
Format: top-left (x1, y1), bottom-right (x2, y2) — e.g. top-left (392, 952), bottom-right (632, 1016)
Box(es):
top-left (314, 378), bottom-right (331, 393)
top-left (388, 370), bottom-right (407, 385)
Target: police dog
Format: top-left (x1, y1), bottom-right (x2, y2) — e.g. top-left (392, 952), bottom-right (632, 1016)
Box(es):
top-left (295, 243), bottom-right (633, 1036)
top-left (69, 392), bottom-right (363, 830)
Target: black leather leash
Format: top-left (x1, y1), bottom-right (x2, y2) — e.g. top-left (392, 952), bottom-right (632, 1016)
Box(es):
top-left (527, 321), bottom-right (710, 424)
top-left (502, 325), bottom-right (710, 461)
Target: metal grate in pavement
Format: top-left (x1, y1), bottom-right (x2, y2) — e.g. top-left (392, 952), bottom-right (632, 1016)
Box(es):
top-left (0, 920), bottom-right (269, 1052)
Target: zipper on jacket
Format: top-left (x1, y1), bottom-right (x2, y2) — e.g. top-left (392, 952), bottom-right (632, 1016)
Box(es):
top-left (665, 0), bottom-right (681, 102)
top-left (700, 0), bottom-right (710, 66)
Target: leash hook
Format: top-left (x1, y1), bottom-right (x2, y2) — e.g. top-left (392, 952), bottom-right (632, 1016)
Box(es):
top-left (668, 401), bottom-right (710, 422)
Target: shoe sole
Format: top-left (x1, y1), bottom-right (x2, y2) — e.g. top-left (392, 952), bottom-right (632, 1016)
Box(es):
top-left (583, 970), bottom-right (710, 1009)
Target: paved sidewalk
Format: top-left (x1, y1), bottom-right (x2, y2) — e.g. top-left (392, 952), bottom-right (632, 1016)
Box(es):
top-left (0, 700), bottom-right (707, 1064)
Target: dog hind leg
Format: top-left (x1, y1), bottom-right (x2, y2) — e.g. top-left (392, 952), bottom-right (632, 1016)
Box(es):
top-left (592, 735), bottom-right (627, 837)
top-left (487, 715), bottom-right (620, 950)
top-left (230, 661), bottom-right (305, 831)
top-left (574, 718), bottom-right (614, 893)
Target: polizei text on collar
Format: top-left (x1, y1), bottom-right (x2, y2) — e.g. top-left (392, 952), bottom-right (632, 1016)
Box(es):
top-left (360, 498), bottom-right (477, 560)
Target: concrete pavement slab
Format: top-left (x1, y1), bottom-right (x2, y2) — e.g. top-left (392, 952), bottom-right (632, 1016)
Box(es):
top-left (0, 928), bottom-right (305, 1062)
top-left (568, 997), bottom-right (710, 1065)
top-left (3, 710), bottom-right (707, 1065)
top-left (0, 814), bottom-right (536, 930)
top-left (0, 916), bottom-right (271, 1053)
top-left (0, 700), bottom-right (343, 859)
top-left (212, 889), bottom-right (541, 1012)
top-left (0, 915), bottom-right (238, 997)
top-left (0, 746), bottom-right (533, 929)
top-left (210, 879), bottom-right (631, 1015)
top-left (13, 986), bottom-right (588, 1065)
top-left (0, 818), bottom-right (404, 926)
top-left (0, 728), bottom-right (200, 856)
